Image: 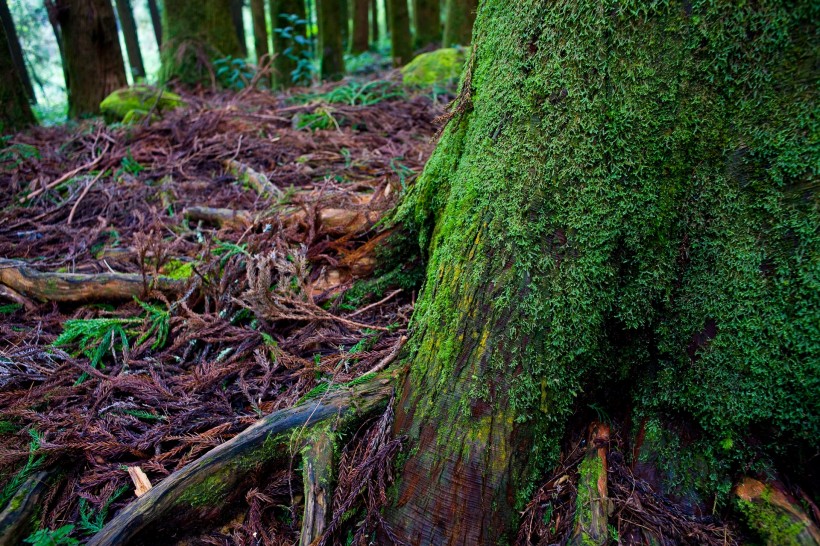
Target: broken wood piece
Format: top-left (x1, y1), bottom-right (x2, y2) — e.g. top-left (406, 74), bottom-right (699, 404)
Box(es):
top-left (224, 159), bottom-right (282, 198)
top-left (184, 206), bottom-right (253, 228)
top-left (569, 422), bottom-right (611, 546)
top-left (300, 430), bottom-right (334, 546)
top-left (87, 372), bottom-right (396, 546)
top-left (127, 466), bottom-right (153, 497)
top-left (0, 259), bottom-right (185, 303)
top-left (0, 471), bottom-right (52, 545)
top-left (735, 477), bottom-right (820, 545)
top-left (0, 283), bottom-right (37, 311)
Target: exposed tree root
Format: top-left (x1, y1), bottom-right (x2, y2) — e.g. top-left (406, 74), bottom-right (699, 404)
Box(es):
top-left (569, 422), bottom-right (610, 546)
top-left (0, 259), bottom-right (185, 302)
top-left (734, 477), bottom-right (820, 545)
top-left (87, 372), bottom-right (397, 546)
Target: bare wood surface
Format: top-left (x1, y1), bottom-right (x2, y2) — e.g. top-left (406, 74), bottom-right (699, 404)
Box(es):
top-left (300, 432), bottom-right (334, 546)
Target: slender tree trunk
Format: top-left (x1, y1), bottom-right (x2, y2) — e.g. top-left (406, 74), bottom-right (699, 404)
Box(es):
top-left (441, 0), bottom-right (474, 46)
top-left (231, 0), bottom-right (248, 56)
top-left (385, 1), bottom-right (818, 543)
top-left (350, 0), bottom-right (368, 53)
top-left (270, 0), bottom-right (307, 88)
top-left (339, 0), bottom-right (349, 49)
top-left (0, 0), bottom-right (35, 103)
top-left (413, 0), bottom-right (439, 49)
top-left (0, 13), bottom-right (34, 131)
top-left (55, 0), bottom-right (127, 118)
top-left (370, 0), bottom-right (378, 43)
top-left (113, 0), bottom-right (146, 79)
top-left (387, 0), bottom-right (410, 66)
top-left (316, 0), bottom-right (344, 80)
top-left (146, 0), bottom-right (162, 47)
top-left (160, 0), bottom-right (241, 85)
top-left (250, 0), bottom-right (269, 61)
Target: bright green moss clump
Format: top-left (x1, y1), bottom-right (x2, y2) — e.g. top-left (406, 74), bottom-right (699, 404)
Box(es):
top-left (99, 85), bottom-right (184, 123)
top-left (401, 48), bottom-right (466, 87)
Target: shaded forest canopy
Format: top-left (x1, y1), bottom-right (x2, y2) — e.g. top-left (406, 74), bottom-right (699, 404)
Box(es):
top-left (0, 0), bottom-right (818, 545)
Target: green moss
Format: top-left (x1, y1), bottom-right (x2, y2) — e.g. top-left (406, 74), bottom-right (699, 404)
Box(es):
top-left (737, 488), bottom-right (807, 545)
top-left (401, 48), bottom-right (466, 87)
top-left (160, 259), bottom-right (195, 280)
top-left (99, 85), bottom-right (184, 123)
top-left (176, 472), bottom-right (231, 508)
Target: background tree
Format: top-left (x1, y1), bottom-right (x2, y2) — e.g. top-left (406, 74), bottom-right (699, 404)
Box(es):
top-left (350, 0), bottom-right (368, 53)
top-left (0, 12), bottom-right (35, 132)
top-left (0, 0), bottom-right (35, 103)
top-left (113, 0), bottom-right (146, 79)
top-left (146, 0), bottom-right (162, 46)
top-left (387, 0), bottom-right (410, 66)
top-left (55, 0), bottom-right (127, 117)
top-left (413, 0), bottom-right (439, 49)
top-left (384, 0), bottom-right (818, 543)
top-left (441, 0), bottom-right (474, 46)
top-left (370, 0), bottom-right (378, 43)
top-left (160, 0), bottom-right (242, 85)
top-left (317, 0), bottom-right (344, 80)
top-left (230, 0), bottom-right (248, 56)
top-left (250, 0), bottom-right (269, 62)
top-left (270, 0), bottom-right (308, 88)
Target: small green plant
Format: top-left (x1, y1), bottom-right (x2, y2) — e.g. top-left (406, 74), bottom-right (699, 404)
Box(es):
top-left (117, 152), bottom-right (145, 177)
top-left (274, 13), bottom-right (315, 85)
top-left (135, 299), bottom-right (171, 350)
top-left (294, 79), bottom-right (404, 107)
top-left (54, 318), bottom-right (138, 381)
top-left (76, 485), bottom-right (129, 535)
top-left (0, 303), bottom-right (22, 314)
top-left (295, 106), bottom-right (340, 131)
top-left (0, 429), bottom-right (46, 508)
top-left (0, 137), bottom-right (39, 168)
top-left (214, 56), bottom-right (256, 90)
top-left (23, 525), bottom-right (79, 546)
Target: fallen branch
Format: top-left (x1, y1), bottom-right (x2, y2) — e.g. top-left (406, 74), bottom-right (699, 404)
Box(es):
top-left (0, 471), bottom-right (52, 544)
top-left (88, 372), bottom-right (397, 546)
top-left (0, 259), bottom-right (185, 302)
top-left (21, 143), bottom-right (110, 203)
top-left (224, 159), bottom-right (282, 198)
top-left (184, 206), bottom-right (253, 228)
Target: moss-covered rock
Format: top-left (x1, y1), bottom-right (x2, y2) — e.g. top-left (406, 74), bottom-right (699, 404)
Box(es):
top-left (99, 85), bottom-right (185, 123)
top-left (401, 48), bottom-right (465, 87)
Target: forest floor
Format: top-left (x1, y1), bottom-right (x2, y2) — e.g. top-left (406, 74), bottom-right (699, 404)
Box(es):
top-left (0, 72), bottom-right (445, 544)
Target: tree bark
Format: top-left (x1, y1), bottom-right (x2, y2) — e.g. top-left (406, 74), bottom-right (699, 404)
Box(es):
top-left (54, 0), bottom-right (127, 118)
top-left (387, 0), bottom-right (410, 66)
top-left (350, 0), bottom-right (369, 53)
top-left (317, 0), bottom-right (344, 80)
top-left (146, 0), bottom-right (162, 46)
top-left (230, 0), bottom-right (248, 56)
top-left (113, 0), bottom-right (146, 79)
top-left (270, 0), bottom-right (308, 88)
top-left (160, 0), bottom-right (242, 85)
top-left (0, 8), bottom-right (35, 131)
top-left (250, 0), bottom-right (269, 61)
top-left (370, 0), bottom-right (378, 43)
top-left (413, 0), bottom-right (439, 50)
top-left (441, 0), bottom-right (474, 47)
top-left (385, 1), bottom-right (818, 544)
top-left (0, 0), bottom-right (35, 103)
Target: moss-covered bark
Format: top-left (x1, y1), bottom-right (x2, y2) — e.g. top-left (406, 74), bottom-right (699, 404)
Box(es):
top-left (351, 0), bottom-right (369, 53)
top-left (413, 0), bottom-right (440, 49)
top-left (317, 0), bottom-right (345, 80)
top-left (250, 0), bottom-right (269, 61)
top-left (159, 0), bottom-right (241, 85)
top-left (387, 1), bottom-right (818, 543)
top-left (0, 11), bottom-right (34, 132)
top-left (388, 0), bottom-right (412, 66)
top-left (270, 0), bottom-right (308, 88)
top-left (55, 0), bottom-right (127, 118)
top-left (441, 0), bottom-right (475, 47)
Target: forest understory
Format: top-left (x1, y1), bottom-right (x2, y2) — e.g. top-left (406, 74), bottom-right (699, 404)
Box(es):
top-left (1, 69), bottom-right (818, 546)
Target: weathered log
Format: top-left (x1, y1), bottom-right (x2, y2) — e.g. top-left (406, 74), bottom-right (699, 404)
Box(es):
top-left (184, 206), bottom-right (253, 228)
top-left (87, 373), bottom-right (396, 546)
top-left (300, 429), bottom-right (334, 546)
top-left (569, 422), bottom-right (611, 546)
top-left (735, 477), bottom-right (820, 545)
top-left (0, 471), bottom-right (52, 545)
top-left (224, 159), bottom-right (282, 198)
top-left (0, 259), bottom-right (185, 302)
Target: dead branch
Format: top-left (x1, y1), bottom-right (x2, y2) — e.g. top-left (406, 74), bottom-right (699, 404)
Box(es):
top-left (0, 471), bottom-right (52, 544)
top-left (300, 431), bottom-right (334, 546)
top-left (224, 159), bottom-right (282, 198)
top-left (0, 259), bottom-right (185, 302)
top-left (184, 206), bottom-right (253, 228)
top-left (87, 372), bottom-right (396, 546)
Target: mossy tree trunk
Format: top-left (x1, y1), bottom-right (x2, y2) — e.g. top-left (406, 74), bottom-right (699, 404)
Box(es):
top-left (250, 0), bottom-right (269, 61)
top-left (350, 0), bottom-right (369, 53)
top-left (317, 0), bottom-right (344, 80)
top-left (387, 0), bottom-right (411, 66)
top-left (113, 0), bottom-right (146, 79)
top-left (55, 0), bottom-right (127, 117)
top-left (160, 0), bottom-right (241, 85)
top-left (413, 0), bottom-right (439, 49)
top-left (441, 0), bottom-right (474, 47)
top-left (146, 0), bottom-right (162, 46)
top-left (385, 1), bottom-right (818, 544)
top-left (0, 11), bottom-right (34, 132)
top-left (0, 0), bottom-right (35, 103)
top-left (230, 0), bottom-right (248, 56)
top-left (370, 0), bottom-right (378, 43)
top-left (270, 0), bottom-right (307, 88)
